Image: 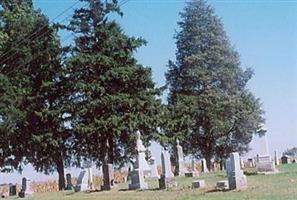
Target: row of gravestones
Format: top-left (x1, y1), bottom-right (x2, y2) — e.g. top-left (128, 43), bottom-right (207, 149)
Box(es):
top-left (3, 177), bottom-right (34, 198)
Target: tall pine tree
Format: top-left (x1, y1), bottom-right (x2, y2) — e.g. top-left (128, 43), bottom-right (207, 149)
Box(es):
top-left (66, 0), bottom-right (164, 167)
top-left (0, 0), bottom-right (71, 189)
top-left (166, 0), bottom-right (264, 170)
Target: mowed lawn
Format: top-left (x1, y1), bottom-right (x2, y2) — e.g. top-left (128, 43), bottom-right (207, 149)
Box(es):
top-left (10, 164), bottom-right (297, 200)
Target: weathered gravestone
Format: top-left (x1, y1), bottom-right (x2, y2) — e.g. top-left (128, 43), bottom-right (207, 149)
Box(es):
top-left (159, 148), bottom-right (177, 189)
top-left (256, 131), bottom-right (276, 172)
top-left (65, 173), bottom-right (73, 190)
top-left (128, 132), bottom-right (148, 190)
top-left (75, 161), bottom-right (94, 192)
top-left (281, 155), bottom-right (291, 164)
top-left (149, 156), bottom-right (159, 179)
top-left (19, 177), bottom-right (34, 198)
top-left (101, 163), bottom-right (115, 190)
top-left (9, 183), bottom-right (16, 196)
top-left (175, 139), bottom-right (187, 176)
top-left (135, 131), bottom-right (151, 176)
top-left (201, 159), bottom-right (209, 173)
top-left (216, 180), bottom-right (229, 190)
top-left (192, 180), bottom-right (205, 189)
top-left (274, 150), bottom-right (280, 166)
top-left (227, 152), bottom-right (247, 190)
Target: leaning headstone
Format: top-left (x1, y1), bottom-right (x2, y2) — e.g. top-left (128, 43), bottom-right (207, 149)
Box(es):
top-left (9, 183), bottom-right (17, 196)
top-left (101, 163), bottom-right (115, 190)
top-left (159, 148), bottom-right (177, 189)
top-left (149, 156), bottom-right (159, 179)
top-left (201, 159), bottom-right (209, 173)
top-left (192, 180), bottom-right (205, 189)
top-left (175, 139), bottom-right (187, 176)
top-left (65, 173), bottom-right (73, 190)
top-left (227, 152), bottom-right (247, 190)
top-left (128, 132), bottom-right (148, 190)
top-left (216, 180), bottom-right (229, 190)
top-left (75, 170), bottom-right (88, 192)
top-left (256, 132), bottom-right (276, 172)
top-left (274, 150), bottom-right (280, 166)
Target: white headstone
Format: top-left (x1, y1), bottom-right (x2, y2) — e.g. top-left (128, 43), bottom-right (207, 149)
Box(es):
top-left (227, 152), bottom-right (247, 190)
top-left (136, 131), bottom-right (150, 174)
top-left (149, 156), bottom-right (159, 178)
top-left (128, 131), bottom-right (149, 190)
top-left (176, 139), bottom-right (187, 176)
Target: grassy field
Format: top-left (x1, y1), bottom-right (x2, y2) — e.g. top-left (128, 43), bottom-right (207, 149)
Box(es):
top-left (10, 164), bottom-right (297, 200)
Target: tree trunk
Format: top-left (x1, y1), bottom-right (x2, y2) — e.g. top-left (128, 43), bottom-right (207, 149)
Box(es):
top-left (56, 156), bottom-right (65, 191)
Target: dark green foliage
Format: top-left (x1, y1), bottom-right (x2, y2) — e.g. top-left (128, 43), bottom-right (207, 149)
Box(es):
top-left (66, 0), bottom-right (164, 167)
top-left (0, 0), bottom-right (70, 189)
top-left (166, 0), bottom-right (264, 169)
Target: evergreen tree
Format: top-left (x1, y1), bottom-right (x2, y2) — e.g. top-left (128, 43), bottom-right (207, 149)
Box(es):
top-left (0, 0), bottom-right (71, 189)
top-left (66, 0), bottom-right (164, 167)
top-left (166, 0), bottom-right (264, 170)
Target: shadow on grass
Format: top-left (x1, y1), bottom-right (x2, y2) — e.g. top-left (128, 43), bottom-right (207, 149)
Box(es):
top-left (205, 188), bottom-right (231, 193)
top-left (119, 187), bottom-right (162, 192)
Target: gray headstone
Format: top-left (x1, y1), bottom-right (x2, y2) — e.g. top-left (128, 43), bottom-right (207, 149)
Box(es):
top-left (9, 183), bottom-right (17, 196)
top-left (185, 158), bottom-right (199, 177)
top-left (65, 173), bottom-right (73, 190)
top-left (227, 152), bottom-right (247, 190)
top-left (159, 148), bottom-right (177, 189)
top-left (216, 180), bottom-right (229, 190)
top-left (21, 177), bottom-right (34, 195)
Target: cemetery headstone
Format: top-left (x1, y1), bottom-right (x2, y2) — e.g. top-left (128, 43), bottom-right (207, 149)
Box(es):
top-left (281, 155), bottom-right (291, 164)
top-left (9, 183), bottom-right (16, 196)
top-left (256, 132), bottom-right (276, 172)
top-left (149, 156), bottom-right (159, 179)
top-left (227, 152), bottom-right (247, 190)
top-left (128, 132), bottom-right (148, 190)
top-left (216, 180), bottom-right (229, 190)
top-left (192, 180), bottom-right (205, 189)
top-left (274, 150), bottom-right (280, 166)
top-left (65, 173), bottom-right (73, 190)
top-left (136, 131), bottom-right (151, 176)
top-left (175, 139), bottom-right (187, 176)
top-left (159, 148), bottom-right (177, 189)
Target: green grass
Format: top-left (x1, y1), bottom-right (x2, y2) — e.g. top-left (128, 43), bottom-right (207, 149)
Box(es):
top-left (10, 164), bottom-right (297, 200)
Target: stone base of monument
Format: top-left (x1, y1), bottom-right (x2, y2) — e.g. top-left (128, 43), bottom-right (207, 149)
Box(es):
top-left (158, 176), bottom-right (177, 189)
top-left (256, 156), bottom-right (277, 173)
top-left (228, 174), bottom-right (247, 190)
top-left (185, 171), bottom-right (199, 177)
top-left (216, 180), bottom-right (229, 190)
top-left (192, 180), bottom-right (205, 189)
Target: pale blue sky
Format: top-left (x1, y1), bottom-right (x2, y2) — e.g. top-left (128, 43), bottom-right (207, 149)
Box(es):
top-left (1, 0), bottom-right (296, 183)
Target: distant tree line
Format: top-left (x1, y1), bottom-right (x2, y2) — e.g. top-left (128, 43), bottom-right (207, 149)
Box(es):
top-left (0, 0), bottom-right (264, 190)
